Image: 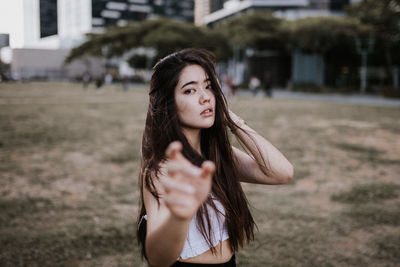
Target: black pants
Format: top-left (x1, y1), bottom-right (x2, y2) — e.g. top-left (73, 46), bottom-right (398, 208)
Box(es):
top-left (170, 255), bottom-right (235, 267)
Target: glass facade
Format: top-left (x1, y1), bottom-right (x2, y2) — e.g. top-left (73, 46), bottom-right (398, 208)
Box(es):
top-left (39, 0), bottom-right (58, 38)
top-left (330, 0), bottom-right (350, 10)
top-left (91, 0), bottom-right (194, 29)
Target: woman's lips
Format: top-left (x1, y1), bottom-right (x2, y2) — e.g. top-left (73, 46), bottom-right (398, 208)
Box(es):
top-left (200, 108), bottom-right (213, 117)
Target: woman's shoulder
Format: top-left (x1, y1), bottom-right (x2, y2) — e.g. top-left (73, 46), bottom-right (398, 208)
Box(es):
top-left (141, 161), bottom-right (168, 196)
top-left (157, 161), bottom-right (168, 178)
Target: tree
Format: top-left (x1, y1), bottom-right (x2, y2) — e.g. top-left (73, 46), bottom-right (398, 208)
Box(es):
top-left (215, 11), bottom-right (285, 51)
top-left (347, 0), bottom-right (400, 84)
top-left (64, 23), bottom-right (142, 64)
top-left (279, 16), bottom-right (372, 88)
top-left (64, 18), bottom-right (230, 67)
top-left (283, 16), bottom-right (372, 54)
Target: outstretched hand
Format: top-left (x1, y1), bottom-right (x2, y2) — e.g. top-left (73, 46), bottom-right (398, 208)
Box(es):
top-left (160, 141), bottom-right (215, 221)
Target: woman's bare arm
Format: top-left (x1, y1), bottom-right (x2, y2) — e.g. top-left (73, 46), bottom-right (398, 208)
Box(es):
top-left (229, 111), bottom-right (294, 185)
top-left (144, 142), bottom-right (215, 267)
top-left (143, 184), bottom-right (191, 267)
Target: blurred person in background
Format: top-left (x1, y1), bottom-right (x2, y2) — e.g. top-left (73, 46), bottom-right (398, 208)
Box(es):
top-left (221, 73), bottom-right (232, 97)
top-left (225, 74), bottom-right (239, 97)
top-left (105, 72), bottom-right (113, 85)
top-left (82, 72), bottom-right (91, 89)
top-left (121, 75), bottom-right (130, 91)
top-left (137, 49), bottom-right (293, 267)
top-left (263, 72), bottom-right (272, 98)
top-left (249, 76), bottom-right (260, 96)
top-left (95, 73), bottom-right (104, 90)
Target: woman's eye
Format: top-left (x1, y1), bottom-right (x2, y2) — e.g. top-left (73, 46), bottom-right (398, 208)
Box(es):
top-left (184, 89), bottom-right (195, 94)
top-left (206, 84), bottom-right (212, 90)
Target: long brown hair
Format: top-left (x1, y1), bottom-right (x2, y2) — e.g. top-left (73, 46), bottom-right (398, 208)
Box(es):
top-left (137, 48), bottom-right (255, 259)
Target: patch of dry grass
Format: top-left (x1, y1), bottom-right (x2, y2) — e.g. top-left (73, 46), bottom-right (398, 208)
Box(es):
top-left (331, 183), bottom-right (399, 204)
top-left (1, 82), bottom-right (399, 266)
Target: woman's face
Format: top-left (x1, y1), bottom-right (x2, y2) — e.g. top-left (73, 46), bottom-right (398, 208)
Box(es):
top-left (174, 64), bottom-right (216, 130)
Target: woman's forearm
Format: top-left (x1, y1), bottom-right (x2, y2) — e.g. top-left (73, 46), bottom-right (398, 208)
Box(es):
top-left (146, 212), bottom-right (191, 267)
top-left (230, 112), bottom-right (294, 184)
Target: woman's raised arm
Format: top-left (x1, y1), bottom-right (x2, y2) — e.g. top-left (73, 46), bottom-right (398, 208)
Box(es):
top-left (229, 111), bottom-right (294, 185)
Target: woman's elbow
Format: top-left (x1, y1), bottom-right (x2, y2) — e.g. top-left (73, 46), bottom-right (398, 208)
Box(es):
top-left (284, 164), bottom-right (294, 183)
top-left (275, 164), bottom-right (294, 184)
top-left (260, 164), bottom-right (293, 184)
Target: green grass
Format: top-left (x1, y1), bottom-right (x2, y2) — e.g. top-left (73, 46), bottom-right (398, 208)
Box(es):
top-left (334, 142), bottom-right (384, 155)
top-left (372, 234), bottom-right (400, 261)
top-left (0, 82), bottom-right (399, 266)
top-left (331, 183), bottom-right (400, 204)
top-left (344, 204), bottom-right (400, 227)
top-left (106, 145), bottom-right (141, 164)
top-left (0, 197), bottom-right (57, 227)
top-left (0, 223), bottom-right (137, 266)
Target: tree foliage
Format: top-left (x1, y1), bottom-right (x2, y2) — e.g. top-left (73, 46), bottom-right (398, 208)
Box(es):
top-left (64, 3), bottom-right (399, 87)
top-left (347, 0), bottom-right (400, 80)
top-left (127, 54), bottom-right (148, 69)
top-left (283, 16), bottom-right (372, 54)
top-left (215, 11), bottom-right (285, 50)
top-left (347, 0), bottom-right (400, 44)
top-left (214, 11), bottom-right (371, 55)
top-left (64, 18), bottom-right (230, 66)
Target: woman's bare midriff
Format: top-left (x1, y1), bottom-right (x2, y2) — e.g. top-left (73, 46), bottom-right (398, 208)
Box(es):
top-left (179, 239), bottom-right (233, 264)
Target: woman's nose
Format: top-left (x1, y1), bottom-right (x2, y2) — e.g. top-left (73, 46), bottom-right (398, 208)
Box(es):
top-left (199, 88), bottom-right (211, 103)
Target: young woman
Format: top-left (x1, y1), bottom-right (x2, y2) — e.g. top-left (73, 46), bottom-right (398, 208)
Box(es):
top-left (137, 49), bottom-right (293, 267)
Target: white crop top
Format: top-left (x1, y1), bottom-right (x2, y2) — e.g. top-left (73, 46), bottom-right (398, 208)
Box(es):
top-left (139, 196), bottom-right (229, 260)
top-left (179, 196), bottom-right (229, 260)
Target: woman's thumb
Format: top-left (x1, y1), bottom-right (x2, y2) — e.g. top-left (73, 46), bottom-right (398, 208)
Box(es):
top-left (200, 161), bottom-right (215, 179)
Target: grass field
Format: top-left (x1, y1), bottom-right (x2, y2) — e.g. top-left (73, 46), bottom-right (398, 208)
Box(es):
top-left (0, 82), bottom-right (399, 267)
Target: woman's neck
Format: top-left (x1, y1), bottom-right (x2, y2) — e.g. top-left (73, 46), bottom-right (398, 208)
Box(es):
top-left (181, 127), bottom-right (201, 154)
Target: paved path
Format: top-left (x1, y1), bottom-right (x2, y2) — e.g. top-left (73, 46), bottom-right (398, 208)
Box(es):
top-left (237, 89), bottom-right (400, 108)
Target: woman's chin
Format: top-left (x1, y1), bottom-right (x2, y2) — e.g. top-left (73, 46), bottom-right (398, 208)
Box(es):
top-left (202, 121), bottom-right (215, 129)
top-left (181, 119), bottom-right (215, 130)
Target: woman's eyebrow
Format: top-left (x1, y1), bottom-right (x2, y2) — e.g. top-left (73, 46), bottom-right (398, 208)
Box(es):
top-left (181, 81), bottom-right (197, 89)
top-left (181, 78), bottom-right (211, 90)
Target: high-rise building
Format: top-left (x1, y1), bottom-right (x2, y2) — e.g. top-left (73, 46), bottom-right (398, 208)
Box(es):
top-left (210, 0), bottom-right (227, 13)
top-left (193, 0), bottom-right (360, 88)
top-left (91, 0), bottom-right (194, 31)
top-left (194, 0), bottom-right (210, 25)
top-left (4, 0), bottom-right (194, 80)
top-left (307, 0), bottom-right (351, 11)
top-left (198, 0), bottom-right (310, 26)
top-left (7, 0), bottom-right (194, 50)
top-left (6, 0), bottom-right (92, 49)
top-left (329, 0), bottom-right (350, 11)
top-left (196, 0), bottom-right (355, 26)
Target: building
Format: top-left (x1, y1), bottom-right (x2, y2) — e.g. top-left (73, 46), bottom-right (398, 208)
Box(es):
top-left (92, 0), bottom-right (194, 31)
top-left (3, 0), bottom-right (92, 50)
top-left (198, 0), bottom-right (309, 26)
top-left (194, 0), bottom-right (362, 88)
top-left (6, 0), bottom-right (194, 49)
top-left (196, 0), bottom-right (360, 26)
top-left (3, 0), bottom-right (194, 80)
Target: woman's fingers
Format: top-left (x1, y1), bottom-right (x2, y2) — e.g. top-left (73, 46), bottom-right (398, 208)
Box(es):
top-left (164, 195), bottom-right (192, 208)
top-left (160, 176), bottom-right (195, 194)
top-left (162, 142), bottom-right (216, 219)
top-left (200, 161), bottom-right (215, 179)
top-left (165, 141), bottom-right (182, 160)
top-left (167, 161), bottom-right (202, 177)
